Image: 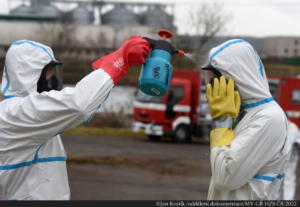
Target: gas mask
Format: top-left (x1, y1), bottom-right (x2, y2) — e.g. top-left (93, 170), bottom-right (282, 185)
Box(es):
top-left (202, 64), bottom-right (239, 92)
top-left (37, 60), bottom-right (63, 93)
top-left (201, 63), bottom-right (222, 86)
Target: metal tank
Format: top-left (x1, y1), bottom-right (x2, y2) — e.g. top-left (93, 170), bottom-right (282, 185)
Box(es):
top-left (35, 4), bottom-right (61, 18)
top-left (101, 4), bottom-right (137, 25)
top-left (71, 4), bottom-right (94, 24)
top-left (10, 4), bottom-right (33, 16)
top-left (140, 5), bottom-right (173, 30)
top-left (11, 0), bottom-right (61, 19)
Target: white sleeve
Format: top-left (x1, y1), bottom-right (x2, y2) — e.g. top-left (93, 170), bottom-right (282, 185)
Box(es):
top-left (2, 69), bottom-right (114, 143)
top-left (210, 113), bottom-right (287, 191)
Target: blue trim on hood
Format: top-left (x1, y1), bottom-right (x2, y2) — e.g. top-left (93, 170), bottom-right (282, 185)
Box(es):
top-left (1, 65), bottom-right (18, 99)
top-left (209, 39), bottom-right (266, 78)
top-left (209, 40), bottom-right (270, 109)
top-left (241, 97), bottom-right (274, 109)
top-left (2, 65), bottom-right (10, 97)
top-left (2, 41), bottom-right (54, 99)
top-left (252, 47), bottom-right (265, 77)
top-left (12, 40), bottom-right (53, 59)
top-left (209, 39), bottom-right (246, 60)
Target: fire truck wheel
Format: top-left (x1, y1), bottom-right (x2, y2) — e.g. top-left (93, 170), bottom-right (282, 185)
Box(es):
top-left (173, 125), bottom-right (191, 143)
top-left (148, 135), bottom-right (161, 142)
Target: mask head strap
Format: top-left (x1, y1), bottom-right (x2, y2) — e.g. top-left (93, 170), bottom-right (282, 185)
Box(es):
top-left (201, 63), bottom-right (222, 78)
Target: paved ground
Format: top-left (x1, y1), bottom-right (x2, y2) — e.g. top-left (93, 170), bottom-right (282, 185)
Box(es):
top-left (62, 135), bottom-right (300, 200)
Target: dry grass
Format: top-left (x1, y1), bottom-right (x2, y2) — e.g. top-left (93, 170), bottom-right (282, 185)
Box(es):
top-left (67, 156), bottom-right (203, 177)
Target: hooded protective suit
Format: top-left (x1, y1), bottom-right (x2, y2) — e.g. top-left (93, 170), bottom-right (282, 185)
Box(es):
top-left (205, 39), bottom-right (291, 200)
top-left (0, 40), bottom-right (114, 200)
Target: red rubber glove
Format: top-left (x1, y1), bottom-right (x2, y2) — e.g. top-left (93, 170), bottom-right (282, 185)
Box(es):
top-left (92, 35), bottom-right (150, 85)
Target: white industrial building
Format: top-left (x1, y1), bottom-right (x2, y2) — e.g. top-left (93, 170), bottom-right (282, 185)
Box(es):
top-left (1, 0), bottom-right (300, 59)
top-left (263, 36), bottom-right (300, 58)
top-left (0, 0), bottom-right (175, 47)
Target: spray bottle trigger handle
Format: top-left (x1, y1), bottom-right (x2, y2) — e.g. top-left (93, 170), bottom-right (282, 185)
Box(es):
top-left (142, 37), bottom-right (155, 48)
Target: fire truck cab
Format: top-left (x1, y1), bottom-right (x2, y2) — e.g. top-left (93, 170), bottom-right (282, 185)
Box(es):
top-left (269, 75), bottom-right (300, 127)
top-left (132, 70), bottom-right (208, 142)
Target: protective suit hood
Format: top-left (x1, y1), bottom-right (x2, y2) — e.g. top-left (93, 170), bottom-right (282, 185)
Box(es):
top-left (1, 40), bottom-right (58, 98)
top-left (206, 39), bottom-right (272, 109)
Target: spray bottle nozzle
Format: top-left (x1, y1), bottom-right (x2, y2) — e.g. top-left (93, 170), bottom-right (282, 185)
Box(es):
top-left (158, 30), bottom-right (185, 55)
top-left (177, 50), bottom-right (185, 56)
top-left (158, 29), bottom-right (172, 40)
top-left (143, 29), bottom-right (185, 55)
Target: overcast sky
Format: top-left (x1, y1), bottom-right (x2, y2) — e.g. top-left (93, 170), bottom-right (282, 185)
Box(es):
top-left (1, 0), bottom-right (300, 37)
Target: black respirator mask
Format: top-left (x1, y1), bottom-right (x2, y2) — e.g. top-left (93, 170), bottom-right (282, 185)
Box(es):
top-left (37, 60), bottom-right (63, 93)
top-left (202, 63), bottom-right (222, 86)
top-left (202, 63), bottom-right (239, 93)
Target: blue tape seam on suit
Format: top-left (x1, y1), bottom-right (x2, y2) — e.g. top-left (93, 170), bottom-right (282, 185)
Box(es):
top-left (253, 174), bottom-right (285, 182)
top-left (0, 144), bottom-right (66, 171)
top-left (241, 97), bottom-right (274, 109)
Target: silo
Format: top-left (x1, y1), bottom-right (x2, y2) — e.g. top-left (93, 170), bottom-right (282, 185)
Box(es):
top-left (101, 4), bottom-right (137, 25)
top-left (71, 4), bottom-right (94, 24)
top-left (35, 4), bottom-right (62, 18)
top-left (140, 5), bottom-right (173, 30)
top-left (10, 4), bottom-right (33, 17)
top-left (11, 0), bottom-right (61, 19)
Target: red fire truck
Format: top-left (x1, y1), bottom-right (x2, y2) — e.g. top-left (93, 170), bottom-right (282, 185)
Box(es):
top-left (132, 70), bottom-right (300, 142)
top-left (269, 75), bottom-right (300, 127)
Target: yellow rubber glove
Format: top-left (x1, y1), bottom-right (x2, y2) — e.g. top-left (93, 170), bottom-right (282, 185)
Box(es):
top-left (210, 128), bottom-right (234, 149)
top-left (206, 76), bottom-right (241, 149)
top-left (206, 76), bottom-right (241, 119)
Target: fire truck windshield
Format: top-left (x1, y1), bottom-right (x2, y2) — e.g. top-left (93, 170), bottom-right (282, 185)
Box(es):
top-left (136, 90), bottom-right (164, 103)
top-left (268, 79), bottom-right (280, 101)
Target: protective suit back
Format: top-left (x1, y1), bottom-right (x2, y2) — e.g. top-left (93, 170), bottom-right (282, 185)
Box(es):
top-left (0, 36), bottom-right (147, 200)
top-left (0, 41), bottom-right (69, 200)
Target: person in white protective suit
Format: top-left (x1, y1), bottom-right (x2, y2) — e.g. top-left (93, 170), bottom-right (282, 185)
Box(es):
top-left (202, 39), bottom-right (292, 200)
top-left (283, 121), bottom-right (300, 200)
top-left (0, 37), bottom-right (150, 200)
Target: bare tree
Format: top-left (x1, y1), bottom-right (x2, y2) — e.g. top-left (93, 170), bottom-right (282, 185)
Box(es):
top-left (36, 22), bottom-right (77, 47)
top-left (187, 2), bottom-right (230, 59)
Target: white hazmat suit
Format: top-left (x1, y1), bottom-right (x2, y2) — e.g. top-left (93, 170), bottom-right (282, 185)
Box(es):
top-left (0, 40), bottom-right (114, 199)
top-left (204, 39), bottom-right (292, 200)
